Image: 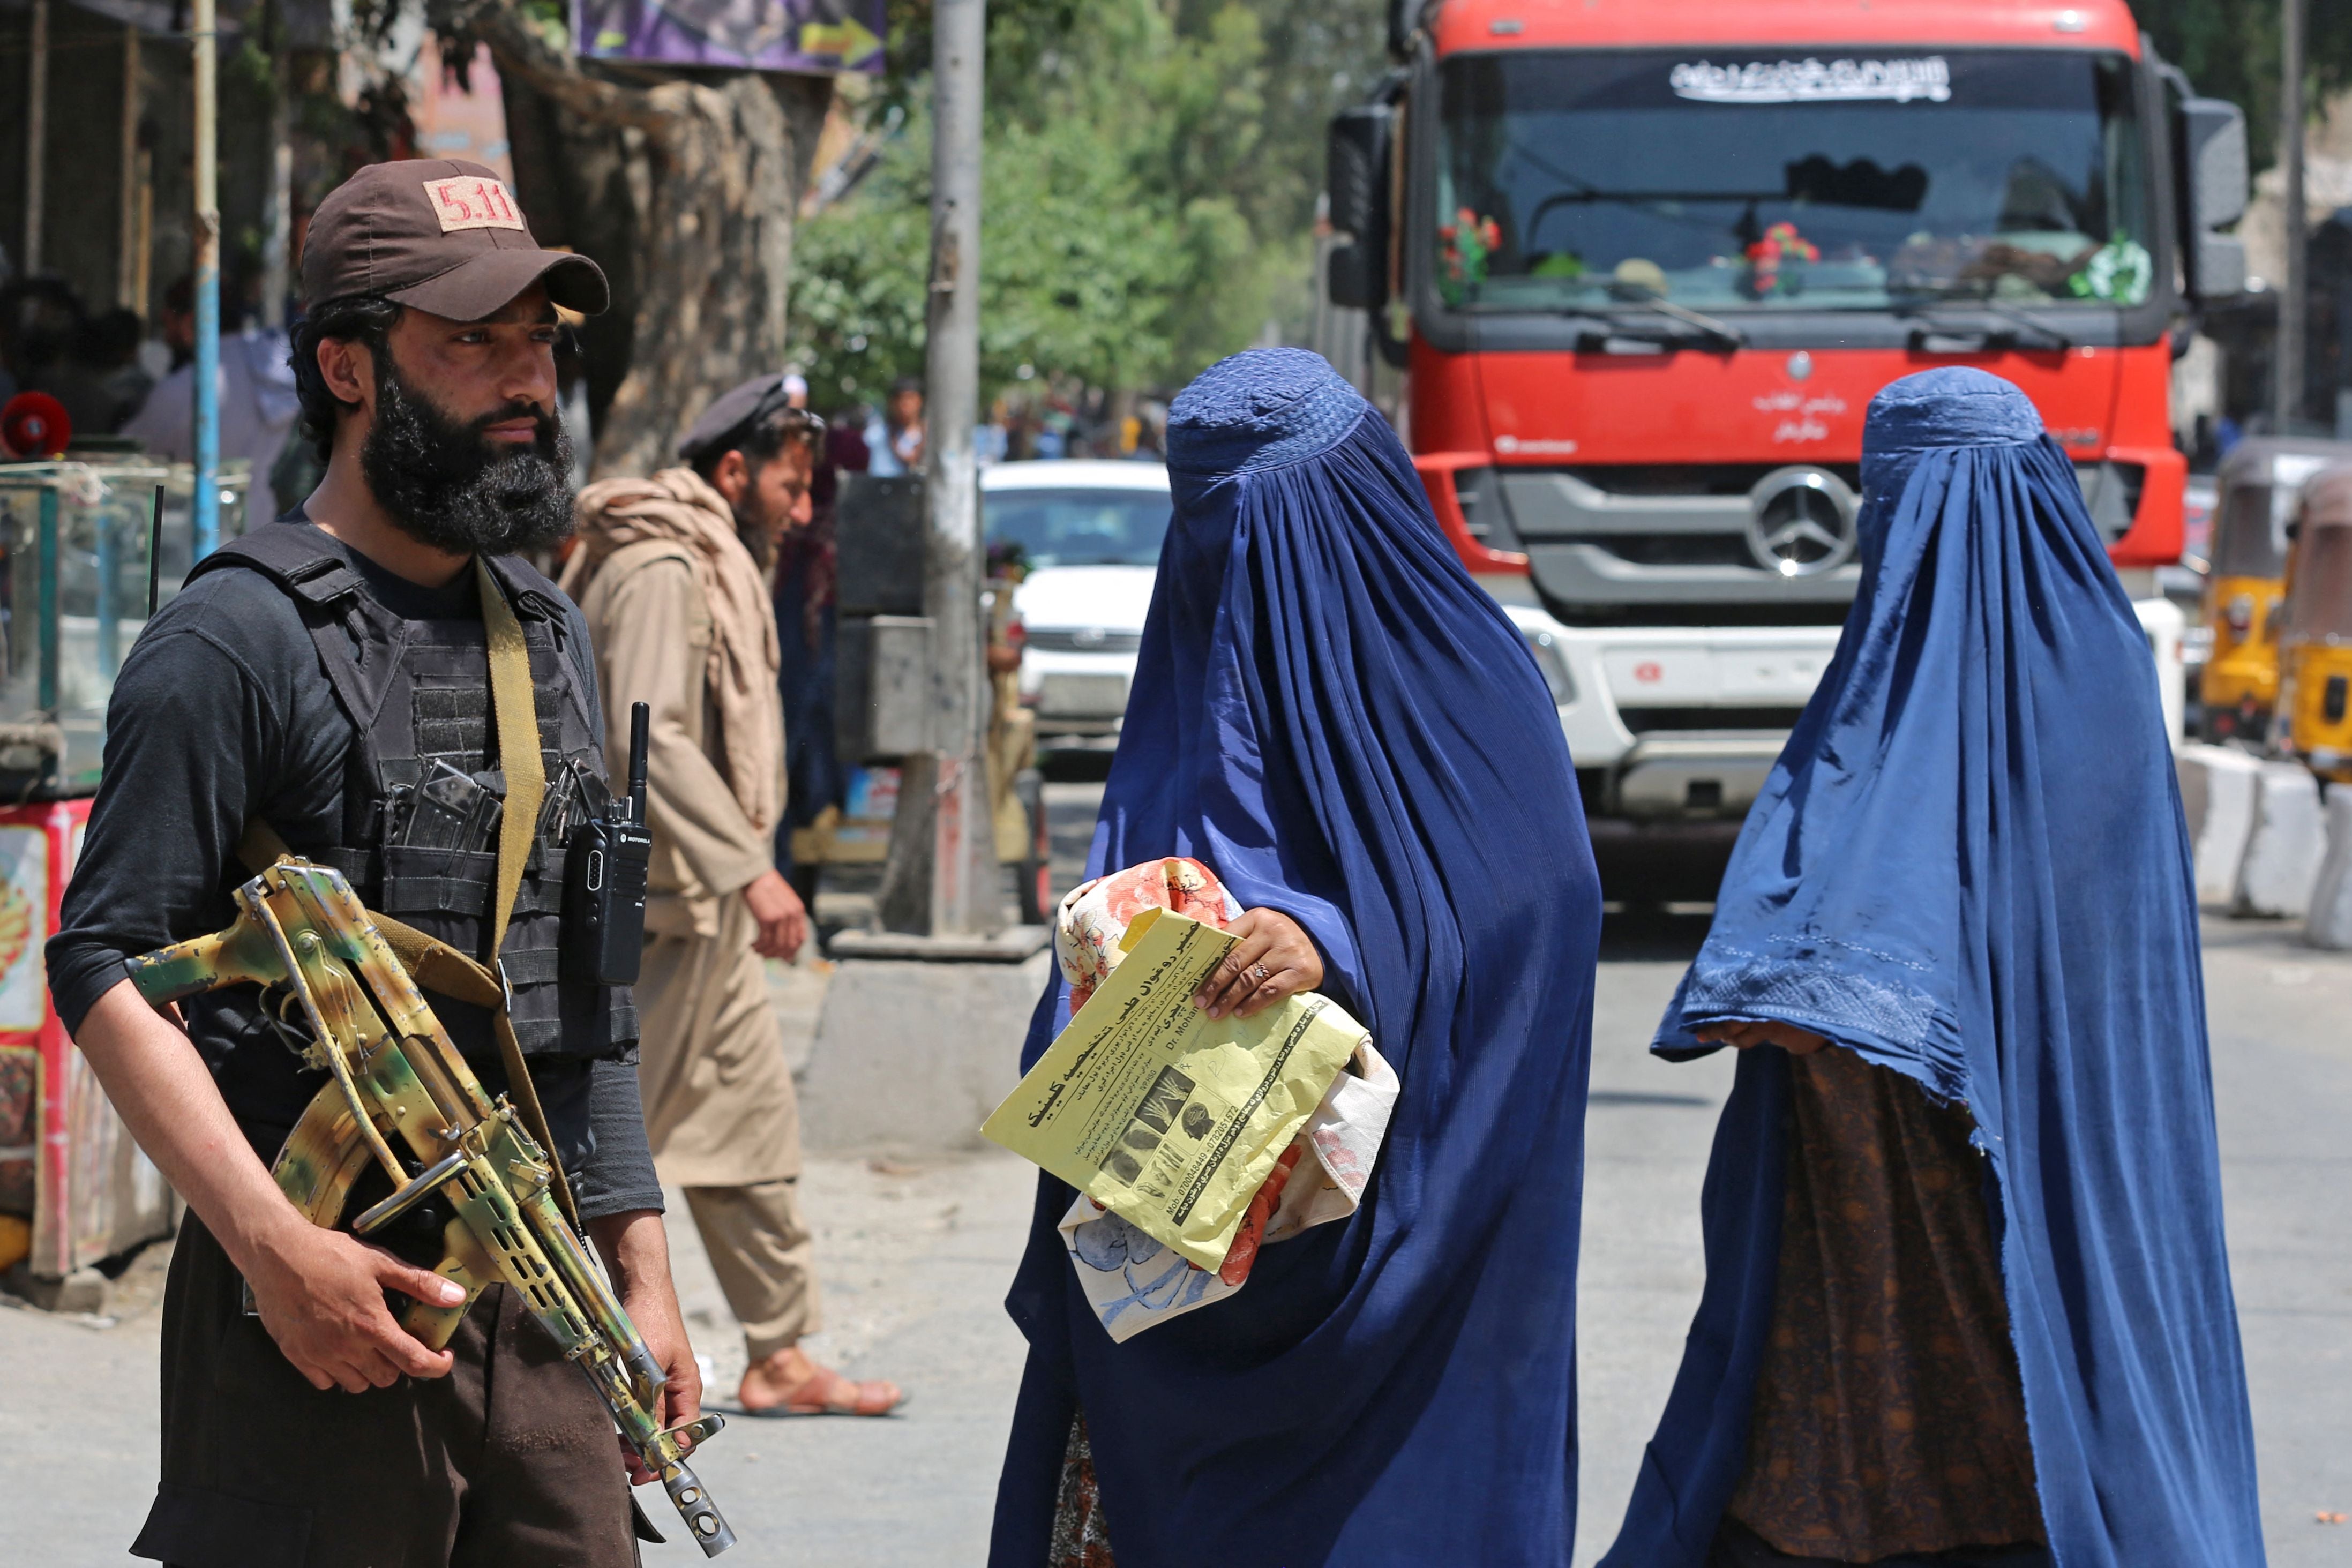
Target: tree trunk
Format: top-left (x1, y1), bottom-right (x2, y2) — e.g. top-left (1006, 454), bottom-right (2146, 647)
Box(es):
top-left (435, 0), bottom-right (831, 477)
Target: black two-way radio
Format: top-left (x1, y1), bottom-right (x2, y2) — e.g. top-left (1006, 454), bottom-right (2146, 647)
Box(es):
top-left (563, 701), bottom-right (653, 986)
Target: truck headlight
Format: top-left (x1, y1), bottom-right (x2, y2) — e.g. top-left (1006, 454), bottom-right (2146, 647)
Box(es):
top-left (1522, 628), bottom-right (1576, 706)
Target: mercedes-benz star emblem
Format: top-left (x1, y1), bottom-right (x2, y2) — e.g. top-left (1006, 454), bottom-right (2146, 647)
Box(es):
top-left (1746, 467), bottom-right (1857, 577)
top-left (1072, 626), bottom-right (1107, 648)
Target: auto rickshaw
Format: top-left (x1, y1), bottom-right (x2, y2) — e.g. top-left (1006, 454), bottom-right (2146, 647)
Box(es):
top-left (2271, 466), bottom-right (2352, 783)
top-left (2200, 437), bottom-right (2352, 740)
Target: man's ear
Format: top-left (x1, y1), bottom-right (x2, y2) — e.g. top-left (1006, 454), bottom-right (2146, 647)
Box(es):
top-left (708, 449), bottom-right (751, 506)
top-left (316, 335), bottom-right (375, 414)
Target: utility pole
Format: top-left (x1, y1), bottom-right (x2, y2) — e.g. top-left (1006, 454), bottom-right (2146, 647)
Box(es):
top-left (192, 0), bottom-right (221, 558)
top-left (879, 0), bottom-right (1000, 937)
top-left (23, 0), bottom-right (47, 274)
top-left (2277, 0), bottom-right (2308, 432)
top-left (117, 24), bottom-right (140, 311)
top-left (261, 66), bottom-right (293, 330)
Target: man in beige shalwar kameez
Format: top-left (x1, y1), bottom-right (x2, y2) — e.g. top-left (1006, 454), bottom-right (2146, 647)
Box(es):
top-left (563, 376), bottom-right (903, 1417)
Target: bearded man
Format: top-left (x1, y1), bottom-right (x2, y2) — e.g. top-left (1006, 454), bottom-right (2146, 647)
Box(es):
top-left (563, 376), bottom-right (904, 1419)
top-left (49, 161), bottom-right (694, 1566)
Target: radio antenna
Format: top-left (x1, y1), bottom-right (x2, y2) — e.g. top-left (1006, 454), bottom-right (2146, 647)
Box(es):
top-left (146, 485), bottom-right (164, 617)
top-left (626, 702), bottom-right (650, 823)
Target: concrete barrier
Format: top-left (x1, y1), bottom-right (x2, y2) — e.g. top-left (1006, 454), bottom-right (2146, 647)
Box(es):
top-left (2309, 788), bottom-right (2352, 950)
top-left (2236, 762), bottom-right (2326, 918)
top-left (796, 951), bottom-right (1053, 1154)
top-left (2176, 744), bottom-right (2262, 908)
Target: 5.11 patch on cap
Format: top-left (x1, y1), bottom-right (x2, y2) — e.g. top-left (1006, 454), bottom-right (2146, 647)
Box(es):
top-left (424, 175), bottom-right (526, 234)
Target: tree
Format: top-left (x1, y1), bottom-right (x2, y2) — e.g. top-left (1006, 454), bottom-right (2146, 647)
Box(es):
top-left (789, 0), bottom-right (1385, 407)
top-left (431, 0), bottom-right (833, 477)
top-left (2138, 0), bottom-right (2352, 171)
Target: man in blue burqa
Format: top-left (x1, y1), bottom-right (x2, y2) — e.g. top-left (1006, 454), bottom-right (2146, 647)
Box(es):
top-left (1602, 367), bottom-right (2266, 1568)
top-left (988, 348), bottom-right (1602, 1566)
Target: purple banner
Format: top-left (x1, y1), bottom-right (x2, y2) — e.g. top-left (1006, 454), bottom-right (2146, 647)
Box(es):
top-left (573, 0), bottom-right (885, 71)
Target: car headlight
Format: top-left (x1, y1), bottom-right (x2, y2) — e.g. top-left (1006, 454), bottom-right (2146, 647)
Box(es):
top-left (1522, 628), bottom-right (1576, 706)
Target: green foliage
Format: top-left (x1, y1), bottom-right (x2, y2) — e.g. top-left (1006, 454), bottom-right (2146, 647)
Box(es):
top-left (2139, 0), bottom-right (2352, 172)
top-left (791, 0), bottom-right (1385, 405)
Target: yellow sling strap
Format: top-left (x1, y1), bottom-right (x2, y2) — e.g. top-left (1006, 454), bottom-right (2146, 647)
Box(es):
top-left (238, 557), bottom-right (578, 1224)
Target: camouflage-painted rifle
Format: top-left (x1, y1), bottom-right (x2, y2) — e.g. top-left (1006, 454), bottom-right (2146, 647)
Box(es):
top-left (130, 859), bottom-right (736, 1555)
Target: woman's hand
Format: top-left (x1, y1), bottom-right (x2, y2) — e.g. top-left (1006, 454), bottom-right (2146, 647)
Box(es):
top-left (1193, 908), bottom-right (1324, 1020)
top-left (1693, 1019), bottom-right (1828, 1055)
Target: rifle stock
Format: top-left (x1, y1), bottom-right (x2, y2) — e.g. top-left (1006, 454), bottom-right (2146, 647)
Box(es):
top-left (129, 860), bottom-right (737, 1556)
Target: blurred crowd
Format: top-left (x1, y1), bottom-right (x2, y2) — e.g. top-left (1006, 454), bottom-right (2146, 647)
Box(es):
top-left (0, 263), bottom-right (1173, 547)
top-left (0, 271), bottom-right (301, 532)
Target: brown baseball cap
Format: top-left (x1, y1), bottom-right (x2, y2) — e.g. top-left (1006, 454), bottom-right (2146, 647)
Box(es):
top-left (301, 159), bottom-right (609, 320)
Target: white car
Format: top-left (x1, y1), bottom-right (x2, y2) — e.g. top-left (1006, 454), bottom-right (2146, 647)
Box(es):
top-left (983, 459), bottom-right (1171, 744)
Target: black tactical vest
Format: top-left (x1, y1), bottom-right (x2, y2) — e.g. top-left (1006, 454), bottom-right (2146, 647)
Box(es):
top-left (186, 523), bottom-right (635, 1062)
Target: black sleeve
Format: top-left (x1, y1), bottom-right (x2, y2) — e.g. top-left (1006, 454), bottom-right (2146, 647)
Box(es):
top-left (576, 1059), bottom-right (664, 1221)
top-left (48, 619), bottom-right (290, 1033)
top-left (473, 1055), bottom-right (661, 1224)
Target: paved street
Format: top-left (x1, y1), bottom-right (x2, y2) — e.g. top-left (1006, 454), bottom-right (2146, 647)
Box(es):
top-left (3, 787), bottom-right (2347, 1565)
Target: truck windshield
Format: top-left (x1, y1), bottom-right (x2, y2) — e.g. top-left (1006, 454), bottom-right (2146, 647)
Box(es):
top-left (1433, 48), bottom-right (2152, 314)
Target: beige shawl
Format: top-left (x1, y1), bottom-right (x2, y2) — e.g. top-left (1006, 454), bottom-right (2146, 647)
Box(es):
top-left (563, 467), bottom-right (784, 835)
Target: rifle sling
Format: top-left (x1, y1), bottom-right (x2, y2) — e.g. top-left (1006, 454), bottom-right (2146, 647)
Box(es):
top-left (235, 558), bottom-right (579, 1227)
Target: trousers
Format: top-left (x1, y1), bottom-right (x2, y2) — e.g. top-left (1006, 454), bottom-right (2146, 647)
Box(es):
top-left (134, 1214), bottom-right (640, 1568)
top-left (683, 1177), bottom-right (821, 1360)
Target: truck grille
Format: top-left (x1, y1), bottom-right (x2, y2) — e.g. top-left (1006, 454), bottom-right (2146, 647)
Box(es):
top-left (1618, 705), bottom-right (1808, 734)
top-left (1565, 464), bottom-right (1862, 496)
top-left (1559, 534), bottom-right (1756, 568)
top-left (1494, 464), bottom-right (1863, 624)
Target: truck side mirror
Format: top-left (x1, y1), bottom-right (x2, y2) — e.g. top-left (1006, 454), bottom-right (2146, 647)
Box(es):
top-left (2180, 96), bottom-right (2249, 301)
top-left (1327, 104), bottom-right (1393, 312)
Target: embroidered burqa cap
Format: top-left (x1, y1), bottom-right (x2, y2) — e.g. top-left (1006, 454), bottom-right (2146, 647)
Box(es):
top-left (990, 349), bottom-right (1602, 1566)
top-left (1603, 368), bottom-right (2265, 1567)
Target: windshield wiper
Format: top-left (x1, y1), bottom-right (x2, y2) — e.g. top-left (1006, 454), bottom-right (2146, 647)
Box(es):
top-left (1895, 296), bottom-right (2073, 351)
top-left (1561, 292), bottom-right (1745, 354)
top-left (1605, 291), bottom-right (1746, 350)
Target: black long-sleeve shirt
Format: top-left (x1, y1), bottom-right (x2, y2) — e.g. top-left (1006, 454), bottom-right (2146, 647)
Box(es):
top-left (46, 523), bottom-right (662, 1221)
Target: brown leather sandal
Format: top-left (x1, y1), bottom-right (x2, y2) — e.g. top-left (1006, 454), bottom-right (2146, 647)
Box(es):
top-left (757, 1366), bottom-right (906, 1417)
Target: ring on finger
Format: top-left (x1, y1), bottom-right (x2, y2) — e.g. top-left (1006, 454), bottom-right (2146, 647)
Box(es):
top-left (1250, 963), bottom-right (1272, 984)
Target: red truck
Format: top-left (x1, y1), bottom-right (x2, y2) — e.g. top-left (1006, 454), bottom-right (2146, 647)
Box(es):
top-left (1325, 0), bottom-right (2247, 888)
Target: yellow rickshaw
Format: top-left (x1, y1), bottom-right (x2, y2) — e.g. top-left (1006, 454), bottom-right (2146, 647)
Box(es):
top-left (2200, 438), bottom-right (2352, 740)
top-left (2272, 466), bottom-right (2352, 783)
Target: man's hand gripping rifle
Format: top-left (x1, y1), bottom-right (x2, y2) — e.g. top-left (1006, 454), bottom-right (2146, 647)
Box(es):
top-left (129, 859), bottom-right (736, 1555)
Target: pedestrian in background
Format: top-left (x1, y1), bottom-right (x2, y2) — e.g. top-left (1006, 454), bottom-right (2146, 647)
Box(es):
top-left (866, 374), bottom-right (925, 476)
top-left (120, 272), bottom-right (301, 534)
top-left (990, 349), bottom-right (1600, 1567)
top-left (771, 389), bottom-right (865, 899)
top-left (564, 373), bottom-right (904, 1418)
top-left (1601, 369), bottom-right (2264, 1568)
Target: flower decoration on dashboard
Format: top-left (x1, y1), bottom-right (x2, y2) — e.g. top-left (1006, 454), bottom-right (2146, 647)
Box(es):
top-left (1746, 220), bottom-right (1820, 298)
top-left (1438, 208), bottom-right (1502, 305)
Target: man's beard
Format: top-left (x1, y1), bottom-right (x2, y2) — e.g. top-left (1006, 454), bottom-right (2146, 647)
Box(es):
top-left (361, 357), bottom-right (575, 557)
top-left (735, 507), bottom-right (778, 572)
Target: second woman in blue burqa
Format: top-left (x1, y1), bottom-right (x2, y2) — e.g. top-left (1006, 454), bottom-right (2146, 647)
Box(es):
top-left (1602, 369), bottom-right (2266, 1568)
